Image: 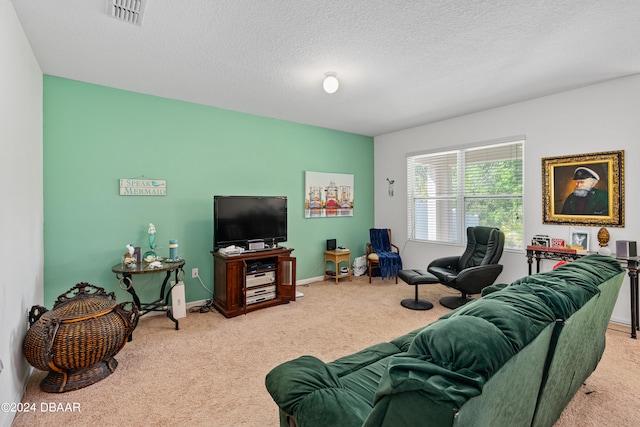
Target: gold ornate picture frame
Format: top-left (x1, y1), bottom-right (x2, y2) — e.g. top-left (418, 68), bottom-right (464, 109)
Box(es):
top-left (542, 150), bottom-right (624, 227)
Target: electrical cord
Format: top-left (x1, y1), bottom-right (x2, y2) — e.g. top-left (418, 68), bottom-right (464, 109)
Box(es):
top-left (186, 272), bottom-right (215, 313)
top-left (195, 273), bottom-right (213, 294)
top-left (189, 298), bottom-right (214, 313)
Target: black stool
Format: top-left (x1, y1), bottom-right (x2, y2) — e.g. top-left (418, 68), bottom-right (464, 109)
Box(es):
top-left (397, 269), bottom-right (438, 310)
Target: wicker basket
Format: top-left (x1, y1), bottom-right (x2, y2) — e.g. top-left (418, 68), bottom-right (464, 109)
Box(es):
top-left (23, 282), bottom-right (138, 393)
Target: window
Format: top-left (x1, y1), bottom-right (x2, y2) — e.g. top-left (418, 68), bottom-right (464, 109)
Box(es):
top-left (407, 139), bottom-right (524, 250)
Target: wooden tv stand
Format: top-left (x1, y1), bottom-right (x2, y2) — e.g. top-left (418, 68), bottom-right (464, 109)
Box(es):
top-left (211, 247), bottom-right (296, 318)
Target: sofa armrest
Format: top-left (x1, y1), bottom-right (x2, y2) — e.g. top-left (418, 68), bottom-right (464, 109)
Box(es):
top-left (265, 355), bottom-right (373, 427)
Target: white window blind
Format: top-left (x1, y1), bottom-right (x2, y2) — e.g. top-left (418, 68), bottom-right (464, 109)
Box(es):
top-left (407, 139), bottom-right (524, 250)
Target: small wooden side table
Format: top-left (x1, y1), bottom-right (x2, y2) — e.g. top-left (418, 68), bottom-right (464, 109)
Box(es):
top-left (324, 250), bottom-right (352, 284)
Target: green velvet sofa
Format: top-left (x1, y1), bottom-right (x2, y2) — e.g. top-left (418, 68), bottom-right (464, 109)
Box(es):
top-left (265, 254), bottom-right (625, 427)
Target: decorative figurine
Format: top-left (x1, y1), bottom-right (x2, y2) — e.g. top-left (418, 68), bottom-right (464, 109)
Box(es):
top-left (143, 223), bottom-right (158, 262)
top-left (123, 244), bottom-right (137, 267)
top-left (597, 227), bottom-right (612, 256)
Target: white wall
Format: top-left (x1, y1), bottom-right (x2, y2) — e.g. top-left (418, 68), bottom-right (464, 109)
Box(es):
top-left (0, 1), bottom-right (43, 426)
top-left (374, 74), bottom-right (640, 326)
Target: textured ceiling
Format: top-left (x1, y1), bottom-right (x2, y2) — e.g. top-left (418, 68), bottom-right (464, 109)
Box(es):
top-left (10, 0), bottom-right (640, 137)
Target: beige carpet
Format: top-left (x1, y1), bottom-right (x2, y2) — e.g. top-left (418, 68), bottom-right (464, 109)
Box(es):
top-left (14, 276), bottom-right (640, 427)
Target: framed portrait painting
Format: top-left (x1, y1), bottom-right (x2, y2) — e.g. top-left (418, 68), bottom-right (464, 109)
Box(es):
top-left (542, 150), bottom-right (624, 227)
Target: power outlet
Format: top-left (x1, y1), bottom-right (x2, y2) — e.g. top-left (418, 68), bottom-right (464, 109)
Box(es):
top-left (192, 268), bottom-right (199, 278)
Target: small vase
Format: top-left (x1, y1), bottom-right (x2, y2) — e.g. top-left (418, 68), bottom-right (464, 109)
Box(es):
top-left (598, 246), bottom-right (612, 256)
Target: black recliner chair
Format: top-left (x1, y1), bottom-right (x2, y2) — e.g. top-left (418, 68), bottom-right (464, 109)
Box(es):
top-left (428, 226), bottom-right (505, 309)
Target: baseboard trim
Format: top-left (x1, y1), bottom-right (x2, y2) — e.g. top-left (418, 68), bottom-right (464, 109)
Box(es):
top-left (609, 318), bottom-right (631, 327)
top-left (297, 276), bottom-right (324, 286)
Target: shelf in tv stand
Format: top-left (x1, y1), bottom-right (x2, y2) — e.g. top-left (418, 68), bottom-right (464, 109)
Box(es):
top-left (247, 267), bottom-right (277, 275)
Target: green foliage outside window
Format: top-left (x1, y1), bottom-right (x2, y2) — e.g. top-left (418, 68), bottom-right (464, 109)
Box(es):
top-left (408, 141), bottom-right (524, 250)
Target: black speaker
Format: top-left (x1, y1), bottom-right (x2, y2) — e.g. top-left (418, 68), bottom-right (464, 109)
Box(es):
top-left (326, 239), bottom-right (336, 251)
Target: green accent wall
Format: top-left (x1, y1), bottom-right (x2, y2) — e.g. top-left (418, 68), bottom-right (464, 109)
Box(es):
top-left (43, 76), bottom-right (374, 306)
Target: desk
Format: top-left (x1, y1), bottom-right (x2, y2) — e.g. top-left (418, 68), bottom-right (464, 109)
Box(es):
top-left (112, 259), bottom-right (185, 331)
top-left (525, 247), bottom-right (639, 339)
top-left (324, 250), bottom-right (352, 284)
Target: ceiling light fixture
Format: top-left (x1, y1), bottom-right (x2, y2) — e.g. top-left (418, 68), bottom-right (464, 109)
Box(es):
top-left (323, 72), bottom-right (339, 94)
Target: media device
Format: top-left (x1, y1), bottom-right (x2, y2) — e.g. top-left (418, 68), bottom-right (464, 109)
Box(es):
top-left (246, 286), bottom-right (277, 305)
top-left (327, 239), bottom-right (336, 251)
top-left (616, 240), bottom-right (637, 258)
top-left (214, 195), bottom-right (287, 250)
top-left (246, 271), bottom-right (276, 288)
top-left (249, 240), bottom-right (265, 250)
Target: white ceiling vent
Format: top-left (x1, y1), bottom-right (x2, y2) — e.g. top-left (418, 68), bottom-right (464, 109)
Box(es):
top-left (107, 0), bottom-right (146, 26)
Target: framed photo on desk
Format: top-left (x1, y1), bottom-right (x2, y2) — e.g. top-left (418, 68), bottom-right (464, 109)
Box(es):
top-left (569, 227), bottom-right (589, 251)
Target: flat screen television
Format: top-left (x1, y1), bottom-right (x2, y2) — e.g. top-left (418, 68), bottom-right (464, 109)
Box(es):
top-left (213, 195), bottom-right (287, 250)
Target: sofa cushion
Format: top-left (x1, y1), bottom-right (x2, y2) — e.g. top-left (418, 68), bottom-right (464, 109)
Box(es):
top-left (338, 356), bottom-right (397, 408)
top-left (492, 254), bottom-right (623, 320)
top-left (389, 326), bottom-right (424, 352)
top-left (443, 293), bottom-right (556, 352)
top-left (329, 341), bottom-right (410, 378)
top-left (409, 315), bottom-right (516, 372)
top-left (373, 319), bottom-right (509, 409)
top-left (374, 290), bottom-right (556, 408)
